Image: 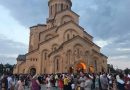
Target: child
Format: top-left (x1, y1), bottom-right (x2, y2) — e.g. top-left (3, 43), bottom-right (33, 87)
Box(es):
top-left (71, 82), bottom-right (75, 90)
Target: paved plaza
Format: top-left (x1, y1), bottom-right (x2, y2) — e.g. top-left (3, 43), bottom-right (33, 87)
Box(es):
top-left (0, 80), bottom-right (118, 90)
top-left (24, 85), bottom-right (61, 90)
top-left (24, 85), bottom-right (117, 90)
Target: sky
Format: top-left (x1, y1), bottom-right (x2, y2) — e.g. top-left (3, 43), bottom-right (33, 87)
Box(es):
top-left (0, 0), bottom-right (130, 69)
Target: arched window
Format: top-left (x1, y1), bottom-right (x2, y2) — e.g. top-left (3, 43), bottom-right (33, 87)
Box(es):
top-left (67, 50), bottom-right (72, 64)
top-left (64, 29), bottom-right (78, 42)
top-left (54, 47), bottom-right (57, 51)
top-left (72, 30), bottom-right (77, 38)
top-left (44, 68), bottom-right (46, 73)
top-left (30, 34), bottom-right (34, 50)
top-left (57, 4), bottom-right (60, 12)
top-left (61, 4), bottom-right (63, 11)
top-left (77, 48), bottom-right (80, 57)
top-left (50, 6), bottom-right (52, 15)
top-left (57, 59), bottom-right (59, 71)
top-left (95, 60), bottom-right (97, 71)
top-left (55, 4), bottom-right (57, 13)
top-left (54, 56), bottom-right (60, 72)
top-left (73, 34), bottom-right (75, 38)
top-left (66, 5), bottom-right (68, 9)
top-left (61, 16), bottom-right (73, 24)
top-left (52, 44), bottom-right (58, 51)
top-left (67, 34), bottom-right (70, 40)
top-left (45, 52), bottom-right (47, 60)
top-left (23, 69), bottom-right (25, 73)
top-left (42, 50), bottom-right (49, 61)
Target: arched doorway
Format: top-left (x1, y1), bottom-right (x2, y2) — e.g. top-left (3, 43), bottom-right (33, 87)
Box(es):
top-left (102, 67), bottom-right (105, 73)
top-left (30, 68), bottom-right (36, 76)
top-left (68, 67), bottom-right (74, 73)
top-left (76, 62), bottom-right (87, 73)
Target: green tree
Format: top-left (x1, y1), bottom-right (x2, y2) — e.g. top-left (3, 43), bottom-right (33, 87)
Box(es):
top-left (0, 63), bottom-right (3, 75)
top-left (124, 68), bottom-right (130, 74)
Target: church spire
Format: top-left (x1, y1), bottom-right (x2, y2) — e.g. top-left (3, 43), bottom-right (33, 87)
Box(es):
top-left (48, 0), bottom-right (72, 18)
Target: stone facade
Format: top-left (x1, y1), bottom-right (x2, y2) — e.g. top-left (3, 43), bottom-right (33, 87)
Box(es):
top-left (13, 0), bottom-right (108, 75)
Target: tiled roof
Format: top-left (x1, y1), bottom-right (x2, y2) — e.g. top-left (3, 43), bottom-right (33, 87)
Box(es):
top-left (17, 55), bottom-right (26, 61)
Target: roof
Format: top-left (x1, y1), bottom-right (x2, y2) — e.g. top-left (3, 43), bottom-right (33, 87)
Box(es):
top-left (55, 9), bottom-right (79, 18)
top-left (48, 35), bottom-right (95, 57)
top-left (17, 55), bottom-right (26, 61)
top-left (92, 49), bottom-right (108, 59)
top-left (30, 24), bottom-right (47, 29)
top-left (48, 0), bottom-right (72, 7)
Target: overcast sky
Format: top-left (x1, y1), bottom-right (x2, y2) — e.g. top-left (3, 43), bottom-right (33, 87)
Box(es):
top-left (0, 0), bottom-right (130, 69)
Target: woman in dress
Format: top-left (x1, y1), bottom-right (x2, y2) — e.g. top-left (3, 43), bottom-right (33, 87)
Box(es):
top-left (46, 75), bottom-right (51, 90)
top-left (58, 76), bottom-right (64, 90)
top-left (31, 75), bottom-right (41, 90)
top-left (16, 75), bottom-right (24, 90)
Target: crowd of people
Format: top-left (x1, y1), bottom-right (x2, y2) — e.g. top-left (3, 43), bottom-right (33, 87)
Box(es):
top-left (0, 71), bottom-right (130, 90)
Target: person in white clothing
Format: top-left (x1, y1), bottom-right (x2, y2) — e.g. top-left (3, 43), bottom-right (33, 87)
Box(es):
top-left (71, 82), bottom-right (75, 90)
top-left (46, 75), bottom-right (51, 90)
top-left (7, 74), bottom-right (13, 90)
top-left (16, 76), bottom-right (24, 90)
top-left (84, 74), bottom-right (93, 90)
top-left (128, 74), bottom-right (130, 78)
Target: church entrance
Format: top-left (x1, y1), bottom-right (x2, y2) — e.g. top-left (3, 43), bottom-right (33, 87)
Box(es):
top-left (68, 67), bottom-right (74, 73)
top-left (30, 68), bottom-right (36, 76)
top-left (76, 62), bottom-right (87, 73)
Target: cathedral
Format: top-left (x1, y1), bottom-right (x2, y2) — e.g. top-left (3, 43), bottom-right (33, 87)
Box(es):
top-left (13, 0), bottom-right (108, 75)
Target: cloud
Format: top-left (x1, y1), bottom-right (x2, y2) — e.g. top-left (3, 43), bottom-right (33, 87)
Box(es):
top-left (94, 38), bottom-right (114, 48)
top-left (0, 55), bottom-right (16, 65)
top-left (75, 0), bottom-right (130, 39)
top-left (0, 35), bottom-right (28, 64)
top-left (0, 5), bottom-right (29, 44)
top-left (0, 35), bottom-right (27, 54)
top-left (0, 0), bottom-right (48, 27)
top-left (116, 48), bottom-right (130, 52)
